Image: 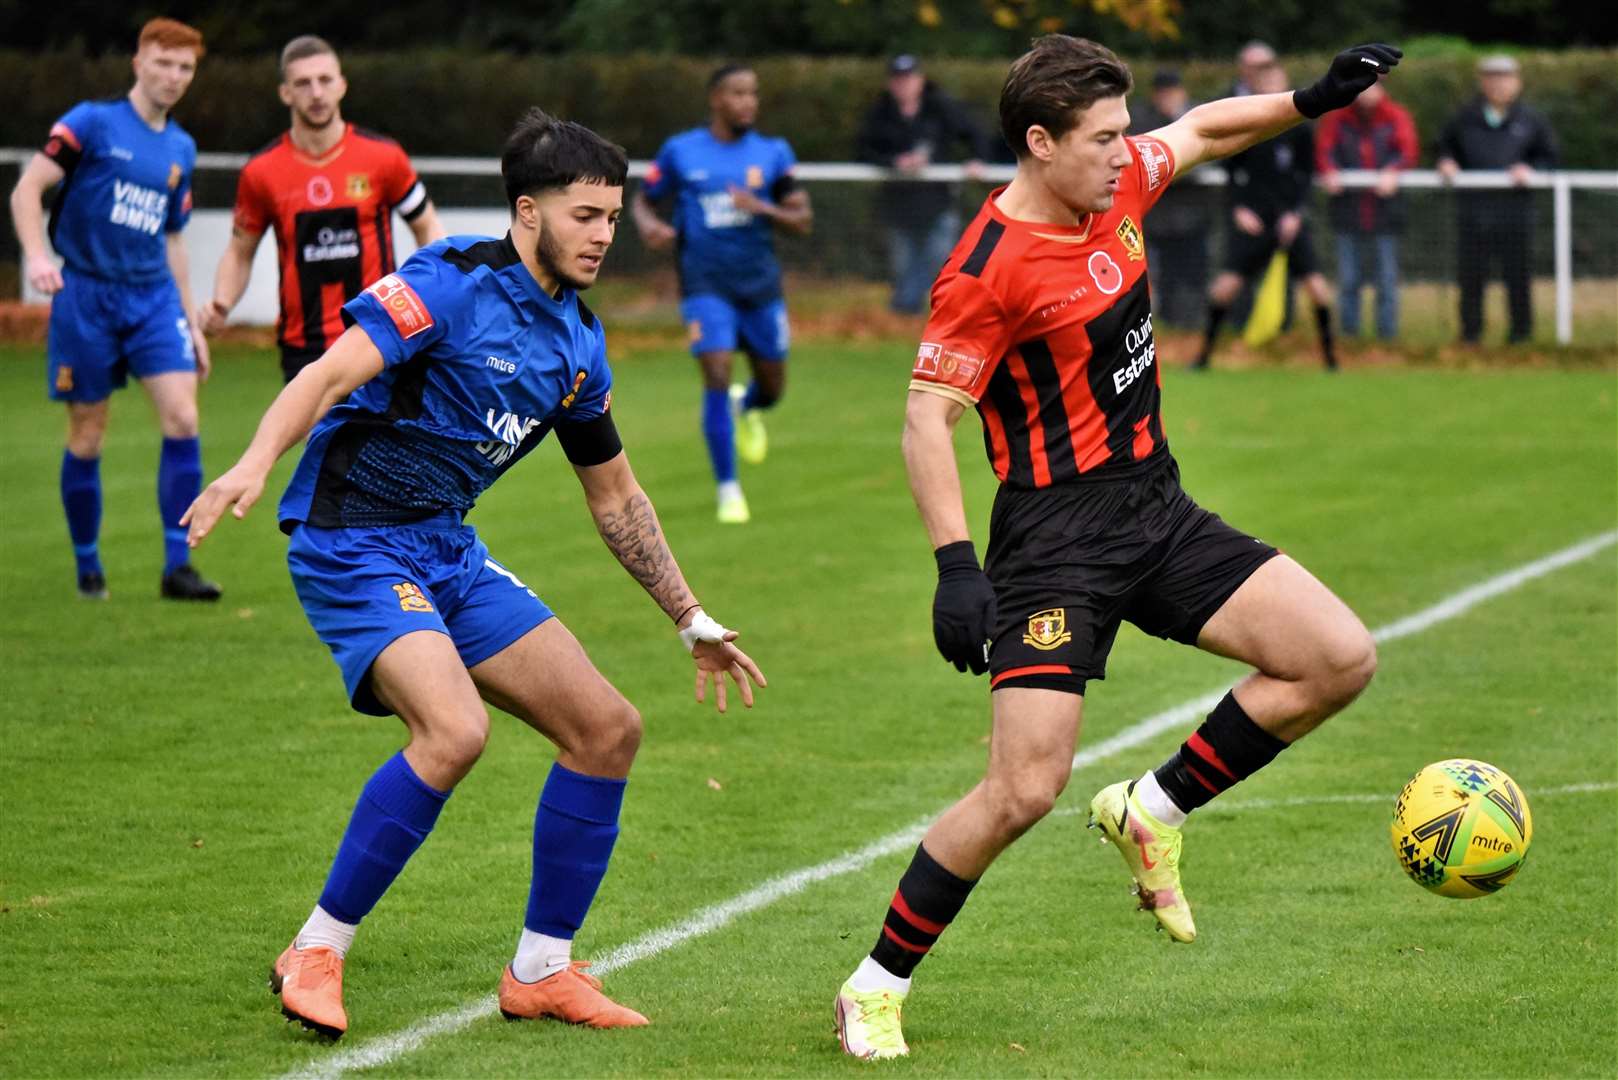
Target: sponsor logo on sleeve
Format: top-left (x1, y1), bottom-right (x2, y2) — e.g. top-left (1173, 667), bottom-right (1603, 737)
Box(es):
top-left (913, 342), bottom-right (942, 377)
top-left (913, 342), bottom-right (985, 389)
top-left (1132, 138), bottom-right (1171, 192)
top-left (365, 274), bottom-right (434, 339)
top-left (1115, 215), bottom-right (1144, 261)
top-left (644, 162), bottom-right (663, 185)
top-left (48, 122), bottom-right (80, 151)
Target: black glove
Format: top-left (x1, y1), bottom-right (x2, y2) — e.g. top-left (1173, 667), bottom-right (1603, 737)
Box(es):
top-left (932, 540), bottom-right (997, 675)
top-left (1293, 43), bottom-right (1403, 119)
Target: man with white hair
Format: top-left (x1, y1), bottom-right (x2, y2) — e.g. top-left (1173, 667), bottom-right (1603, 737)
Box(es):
top-left (1436, 55), bottom-right (1558, 345)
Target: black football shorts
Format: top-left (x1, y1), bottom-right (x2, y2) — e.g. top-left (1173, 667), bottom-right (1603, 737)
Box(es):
top-left (983, 456), bottom-right (1279, 696)
top-left (1225, 220), bottom-right (1320, 280)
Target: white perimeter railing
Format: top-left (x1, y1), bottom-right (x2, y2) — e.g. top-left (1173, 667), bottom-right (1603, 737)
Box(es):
top-left (4, 148), bottom-right (1616, 345)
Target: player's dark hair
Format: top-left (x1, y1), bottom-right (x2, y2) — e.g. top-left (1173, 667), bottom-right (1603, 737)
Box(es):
top-left (999, 35), bottom-right (1132, 158)
top-left (279, 35), bottom-right (337, 81)
top-left (707, 63), bottom-right (751, 91)
top-left (501, 107), bottom-right (628, 211)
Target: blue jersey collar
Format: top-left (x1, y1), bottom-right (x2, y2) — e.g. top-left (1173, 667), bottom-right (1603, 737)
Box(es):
top-left (497, 231), bottom-right (575, 319)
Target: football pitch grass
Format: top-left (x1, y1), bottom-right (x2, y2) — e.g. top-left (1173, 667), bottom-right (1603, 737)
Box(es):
top-left (1, 342), bottom-right (1614, 1078)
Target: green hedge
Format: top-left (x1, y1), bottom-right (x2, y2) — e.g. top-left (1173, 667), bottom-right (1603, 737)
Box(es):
top-left (2, 48), bottom-right (1614, 167)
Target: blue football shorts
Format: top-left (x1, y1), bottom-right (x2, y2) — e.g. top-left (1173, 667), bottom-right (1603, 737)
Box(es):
top-left (286, 514), bottom-right (554, 716)
top-left (681, 294), bottom-right (790, 361)
top-left (47, 270), bottom-right (196, 402)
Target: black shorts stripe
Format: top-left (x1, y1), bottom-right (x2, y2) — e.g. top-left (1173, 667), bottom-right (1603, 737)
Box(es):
top-left (960, 219), bottom-right (1005, 278)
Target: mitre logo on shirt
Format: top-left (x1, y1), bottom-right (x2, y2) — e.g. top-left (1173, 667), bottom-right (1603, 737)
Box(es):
top-left (365, 274), bottom-right (433, 339)
top-left (1133, 138), bottom-right (1170, 192)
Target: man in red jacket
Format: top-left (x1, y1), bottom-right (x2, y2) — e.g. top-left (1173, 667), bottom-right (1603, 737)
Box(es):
top-left (1316, 79), bottom-right (1418, 340)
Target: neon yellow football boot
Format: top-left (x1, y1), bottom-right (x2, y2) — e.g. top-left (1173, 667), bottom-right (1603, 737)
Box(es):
top-left (834, 979), bottom-right (909, 1060)
top-left (716, 487), bottom-right (751, 524)
top-left (1087, 779), bottom-right (1197, 943)
top-left (731, 384), bottom-right (768, 465)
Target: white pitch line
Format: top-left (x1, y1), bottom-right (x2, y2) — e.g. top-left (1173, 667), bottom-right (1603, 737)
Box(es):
top-left (282, 529), bottom-right (1616, 1080)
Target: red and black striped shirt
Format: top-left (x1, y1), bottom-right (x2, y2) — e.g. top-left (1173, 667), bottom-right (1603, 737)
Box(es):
top-left (233, 124), bottom-right (429, 354)
top-left (909, 133), bottom-right (1177, 488)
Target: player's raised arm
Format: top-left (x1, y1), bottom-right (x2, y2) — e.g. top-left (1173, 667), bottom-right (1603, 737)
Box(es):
top-left (180, 324), bottom-right (384, 543)
top-left (1153, 44), bottom-right (1401, 174)
top-left (568, 448), bottom-right (767, 712)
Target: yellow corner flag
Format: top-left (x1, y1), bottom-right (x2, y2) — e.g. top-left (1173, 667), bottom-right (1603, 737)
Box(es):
top-left (1242, 251), bottom-right (1289, 347)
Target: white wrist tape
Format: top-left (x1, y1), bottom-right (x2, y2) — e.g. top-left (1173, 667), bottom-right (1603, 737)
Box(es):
top-left (678, 610), bottom-right (731, 653)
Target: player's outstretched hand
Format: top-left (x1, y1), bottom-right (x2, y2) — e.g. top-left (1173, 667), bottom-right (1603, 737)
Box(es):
top-left (180, 463), bottom-right (267, 547)
top-left (932, 541), bottom-right (997, 675)
top-left (1293, 44), bottom-right (1402, 119)
top-left (692, 633), bottom-right (767, 714)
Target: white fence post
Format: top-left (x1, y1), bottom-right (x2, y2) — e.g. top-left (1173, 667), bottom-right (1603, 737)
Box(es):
top-left (1553, 174), bottom-right (1573, 346)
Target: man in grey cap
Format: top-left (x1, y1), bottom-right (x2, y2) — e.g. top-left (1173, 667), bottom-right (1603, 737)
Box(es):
top-left (856, 54), bottom-right (993, 314)
top-left (1436, 54), bottom-right (1559, 344)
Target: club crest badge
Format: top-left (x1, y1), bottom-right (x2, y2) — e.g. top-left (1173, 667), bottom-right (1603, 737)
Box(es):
top-left (1115, 215), bottom-right (1144, 261)
top-left (1023, 608), bottom-right (1072, 651)
top-left (393, 582), bottom-right (434, 613)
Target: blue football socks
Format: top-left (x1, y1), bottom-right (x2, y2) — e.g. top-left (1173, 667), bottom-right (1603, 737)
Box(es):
top-left (60, 450), bottom-right (103, 577)
top-left (525, 762), bottom-right (626, 938)
top-left (158, 436), bottom-right (202, 575)
top-left (701, 387), bottom-right (736, 484)
top-left (317, 752), bottom-right (451, 926)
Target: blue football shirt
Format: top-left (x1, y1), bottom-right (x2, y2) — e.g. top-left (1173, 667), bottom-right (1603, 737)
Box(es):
top-left (642, 127), bottom-right (797, 306)
top-left (278, 233), bottom-right (615, 532)
top-left (42, 98), bottom-right (196, 284)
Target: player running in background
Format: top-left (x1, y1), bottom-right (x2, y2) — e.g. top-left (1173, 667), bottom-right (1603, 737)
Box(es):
top-left (833, 36), bottom-right (1397, 1059)
top-left (632, 64), bottom-right (812, 524)
top-left (9, 17), bottom-right (220, 602)
top-left (196, 35), bottom-right (444, 382)
top-left (182, 109), bottom-right (765, 1040)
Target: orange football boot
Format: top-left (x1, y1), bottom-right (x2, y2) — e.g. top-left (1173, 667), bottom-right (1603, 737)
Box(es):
top-left (270, 942), bottom-right (348, 1039)
top-left (498, 961), bottom-right (649, 1028)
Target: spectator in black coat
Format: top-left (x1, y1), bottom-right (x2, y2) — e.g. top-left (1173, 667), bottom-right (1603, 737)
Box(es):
top-left (1129, 69), bottom-right (1213, 327)
top-left (1437, 54), bottom-right (1559, 344)
top-left (855, 54), bottom-right (992, 314)
top-left (1195, 61), bottom-right (1338, 370)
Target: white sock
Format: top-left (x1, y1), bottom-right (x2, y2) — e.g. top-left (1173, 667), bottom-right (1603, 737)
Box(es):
top-left (1134, 770), bottom-right (1188, 827)
top-left (294, 905), bottom-right (358, 958)
top-left (717, 480), bottom-right (744, 503)
top-left (511, 929), bottom-right (572, 984)
top-left (849, 954), bottom-right (911, 996)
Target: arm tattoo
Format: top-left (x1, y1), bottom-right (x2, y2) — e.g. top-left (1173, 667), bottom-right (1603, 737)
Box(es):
top-left (594, 490), bottom-right (695, 619)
